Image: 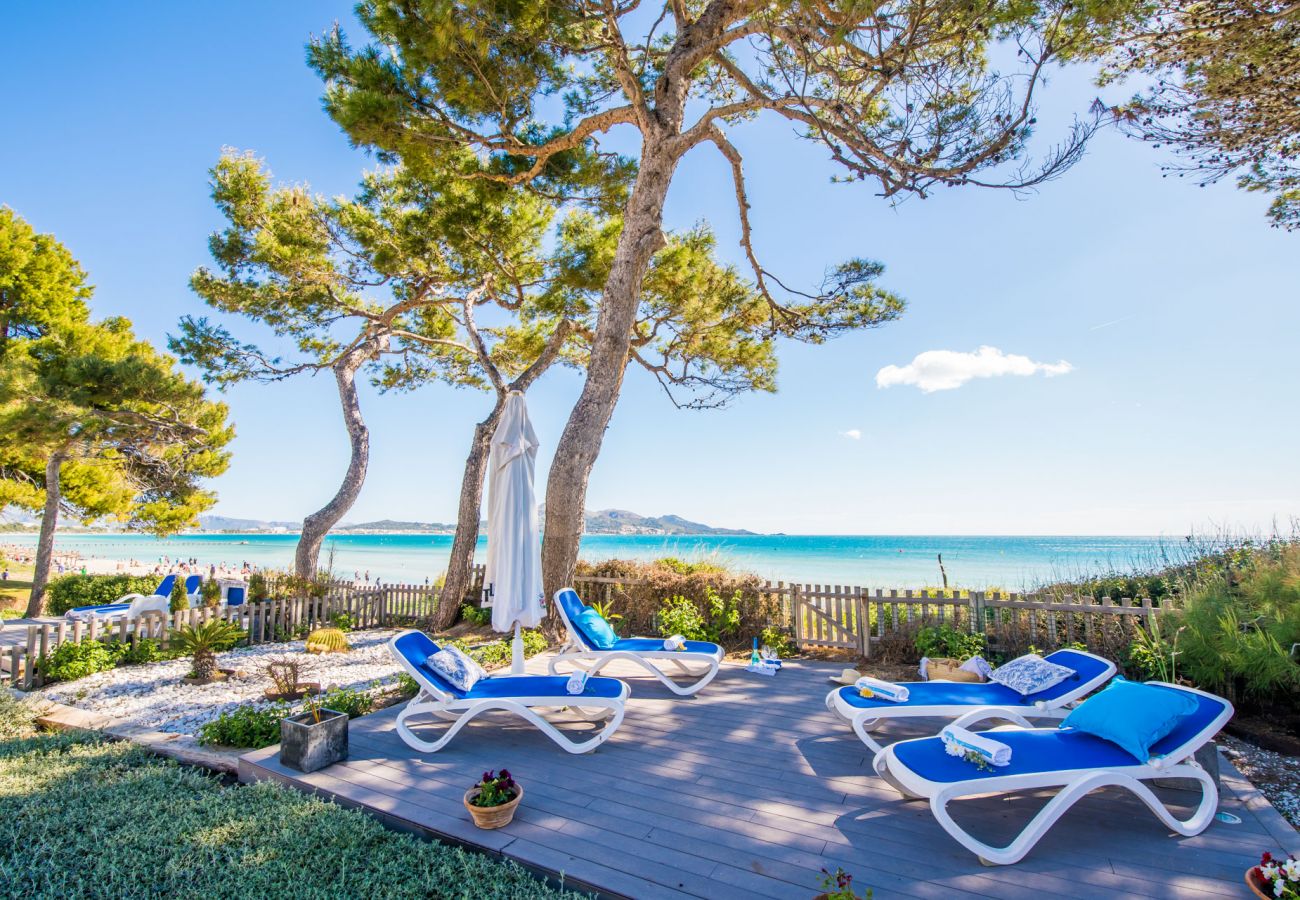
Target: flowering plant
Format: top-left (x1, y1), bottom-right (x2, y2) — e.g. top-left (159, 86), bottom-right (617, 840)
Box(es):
top-left (818, 867), bottom-right (871, 899)
top-left (470, 769), bottom-right (518, 808)
top-left (1254, 852), bottom-right (1300, 898)
top-left (942, 737), bottom-right (994, 773)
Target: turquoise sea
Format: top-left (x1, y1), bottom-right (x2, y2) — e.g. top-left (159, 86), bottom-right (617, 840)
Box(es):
top-left (3, 532), bottom-right (1189, 589)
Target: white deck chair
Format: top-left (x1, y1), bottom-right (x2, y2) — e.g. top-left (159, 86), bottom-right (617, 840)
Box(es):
top-left (872, 682), bottom-right (1233, 865)
top-left (64, 574), bottom-right (197, 623)
top-left (547, 588), bottom-right (724, 697)
top-left (825, 649), bottom-right (1116, 756)
top-left (388, 630), bottom-right (629, 755)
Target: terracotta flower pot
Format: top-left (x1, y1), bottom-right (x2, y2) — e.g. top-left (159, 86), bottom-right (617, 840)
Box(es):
top-left (464, 784), bottom-right (523, 829)
top-left (1245, 867), bottom-right (1272, 900)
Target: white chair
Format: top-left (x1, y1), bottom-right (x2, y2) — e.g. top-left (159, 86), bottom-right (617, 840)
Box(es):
top-left (388, 629), bottom-right (628, 755)
top-left (548, 588), bottom-right (724, 696)
top-left (825, 649), bottom-right (1116, 756)
top-left (872, 682), bottom-right (1233, 865)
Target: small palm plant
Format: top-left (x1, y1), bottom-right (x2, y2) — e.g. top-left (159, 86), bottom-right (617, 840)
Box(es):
top-left (175, 619), bottom-right (244, 681)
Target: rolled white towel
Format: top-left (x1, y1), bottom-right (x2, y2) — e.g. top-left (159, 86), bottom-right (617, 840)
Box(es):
top-left (663, 635), bottom-right (686, 651)
top-left (940, 724), bottom-right (1012, 766)
top-left (958, 655), bottom-right (994, 680)
top-left (918, 656), bottom-right (930, 680)
top-left (566, 669), bottom-right (589, 695)
top-left (853, 676), bottom-right (910, 703)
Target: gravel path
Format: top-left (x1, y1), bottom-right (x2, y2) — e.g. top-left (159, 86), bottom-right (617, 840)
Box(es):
top-left (1222, 735), bottom-right (1300, 829)
top-left (35, 630), bottom-right (406, 736)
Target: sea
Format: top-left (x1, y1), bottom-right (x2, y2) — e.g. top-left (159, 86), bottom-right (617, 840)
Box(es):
top-left (1, 532), bottom-right (1190, 590)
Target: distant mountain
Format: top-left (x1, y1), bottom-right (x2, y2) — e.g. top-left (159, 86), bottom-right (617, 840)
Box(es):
top-left (197, 509), bottom-right (753, 536)
top-left (583, 509), bottom-right (754, 536)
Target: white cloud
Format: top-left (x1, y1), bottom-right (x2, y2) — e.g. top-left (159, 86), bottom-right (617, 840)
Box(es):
top-left (839, 429), bottom-right (862, 440)
top-left (875, 346), bottom-right (1073, 393)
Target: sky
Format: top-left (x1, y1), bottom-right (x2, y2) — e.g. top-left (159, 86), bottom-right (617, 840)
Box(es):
top-left (3, 3), bottom-right (1298, 537)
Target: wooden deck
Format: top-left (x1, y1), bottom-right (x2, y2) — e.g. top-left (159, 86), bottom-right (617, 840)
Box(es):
top-left (240, 655), bottom-right (1299, 899)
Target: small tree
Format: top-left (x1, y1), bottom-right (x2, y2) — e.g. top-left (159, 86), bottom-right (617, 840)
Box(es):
top-left (0, 214), bottom-right (232, 617)
top-left (170, 577), bottom-right (190, 613)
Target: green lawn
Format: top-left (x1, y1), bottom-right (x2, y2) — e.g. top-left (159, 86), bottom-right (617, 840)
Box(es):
top-left (0, 715), bottom-right (580, 898)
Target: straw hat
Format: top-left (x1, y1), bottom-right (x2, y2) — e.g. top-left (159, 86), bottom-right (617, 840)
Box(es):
top-left (828, 668), bottom-right (861, 686)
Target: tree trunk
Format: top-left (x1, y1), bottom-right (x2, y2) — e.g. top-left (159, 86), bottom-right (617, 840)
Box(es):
top-left (26, 451), bottom-right (64, 618)
top-left (430, 397), bottom-right (506, 631)
top-left (541, 149), bottom-right (678, 594)
top-left (294, 355), bottom-right (369, 579)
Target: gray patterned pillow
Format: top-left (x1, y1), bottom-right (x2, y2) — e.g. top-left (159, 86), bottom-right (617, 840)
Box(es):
top-left (428, 645), bottom-right (487, 692)
top-left (990, 654), bottom-right (1074, 697)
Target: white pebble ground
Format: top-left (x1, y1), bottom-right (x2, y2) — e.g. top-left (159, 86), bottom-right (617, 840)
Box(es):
top-left (36, 629), bottom-right (406, 736)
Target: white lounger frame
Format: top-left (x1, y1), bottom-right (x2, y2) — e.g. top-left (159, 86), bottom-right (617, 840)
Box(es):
top-left (388, 631), bottom-right (629, 755)
top-left (825, 649), bottom-right (1116, 757)
top-left (873, 682), bottom-right (1233, 865)
top-left (547, 589), bottom-right (724, 696)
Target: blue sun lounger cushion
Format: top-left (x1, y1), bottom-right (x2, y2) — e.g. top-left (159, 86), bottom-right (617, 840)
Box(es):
top-left (574, 608), bottom-right (618, 649)
top-left (427, 645), bottom-right (487, 693)
top-left (1061, 677), bottom-right (1199, 762)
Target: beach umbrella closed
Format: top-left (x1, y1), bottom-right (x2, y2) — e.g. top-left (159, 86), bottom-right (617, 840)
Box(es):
top-left (483, 391), bottom-right (544, 674)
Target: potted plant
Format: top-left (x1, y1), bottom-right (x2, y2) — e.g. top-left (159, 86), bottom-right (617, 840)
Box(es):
top-left (200, 578), bottom-right (222, 609)
top-left (280, 693), bottom-right (348, 773)
top-left (262, 655), bottom-right (321, 700)
top-left (1247, 852), bottom-right (1299, 899)
top-left (464, 769), bottom-right (522, 829)
top-left (175, 619), bottom-right (244, 684)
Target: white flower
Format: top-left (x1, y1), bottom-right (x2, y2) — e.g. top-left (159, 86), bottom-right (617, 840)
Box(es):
top-left (1274, 878), bottom-right (1285, 897)
top-left (943, 738), bottom-right (963, 757)
top-left (1263, 864), bottom-right (1280, 880)
top-left (1284, 859), bottom-right (1300, 881)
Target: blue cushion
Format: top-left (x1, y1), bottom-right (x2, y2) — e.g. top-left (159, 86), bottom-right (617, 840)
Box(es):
top-left (1061, 677), bottom-right (1198, 762)
top-left (153, 574), bottom-right (177, 597)
top-left (574, 608), bottom-right (618, 649)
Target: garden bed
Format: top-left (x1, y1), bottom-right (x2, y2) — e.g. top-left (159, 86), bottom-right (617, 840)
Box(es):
top-left (33, 629), bottom-right (406, 736)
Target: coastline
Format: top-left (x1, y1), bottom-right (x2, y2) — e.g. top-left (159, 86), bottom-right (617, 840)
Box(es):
top-left (2, 531), bottom-right (1184, 590)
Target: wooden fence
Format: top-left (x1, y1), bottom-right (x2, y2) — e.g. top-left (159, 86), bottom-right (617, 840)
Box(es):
top-left (5, 566), bottom-right (1170, 688)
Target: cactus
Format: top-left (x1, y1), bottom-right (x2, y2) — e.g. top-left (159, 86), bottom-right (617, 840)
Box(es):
top-left (305, 627), bottom-right (351, 654)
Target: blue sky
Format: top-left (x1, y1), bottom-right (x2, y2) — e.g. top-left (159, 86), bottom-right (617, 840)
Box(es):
top-left (4, 3), bottom-right (1298, 536)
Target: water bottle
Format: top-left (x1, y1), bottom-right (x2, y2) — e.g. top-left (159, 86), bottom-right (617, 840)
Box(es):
top-left (750, 636), bottom-right (761, 667)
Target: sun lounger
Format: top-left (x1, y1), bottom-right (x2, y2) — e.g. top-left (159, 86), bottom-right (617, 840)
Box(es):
top-left (389, 629), bottom-right (629, 754)
top-left (64, 574), bottom-right (185, 622)
top-left (872, 682), bottom-right (1233, 865)
top-left (548, 588), bottom-right (724, 696)
top-left (825, 649), bottom-right (1116, 756)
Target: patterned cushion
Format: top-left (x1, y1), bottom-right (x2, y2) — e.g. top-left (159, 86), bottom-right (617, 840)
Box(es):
top-left (990, 654), bottom-right (1074, 697)
top-left (428, 646), bottom-right (487, 693)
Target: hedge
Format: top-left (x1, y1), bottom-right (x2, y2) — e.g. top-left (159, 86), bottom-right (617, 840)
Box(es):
top-left (573, 558), bottom-right (785, 652)
top-left (0, 732), bottom-right (581, 899)
top-left (44, 574), bottom-right (160, 616)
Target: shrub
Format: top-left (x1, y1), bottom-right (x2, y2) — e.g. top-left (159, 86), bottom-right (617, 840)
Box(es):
top-left (329, 612), bottom-right (357, 632)
top-left (169, 577), bottom-right (190, 613)
top-left (200, 578), bottom-right (221, 608)
top-left (109, 638), bottom-right (171, 667)
top-left (392, 672), bottom-right (419, 698)
top-left (198, 702), bottom-right (291, 748)
top-left (915, 624), bottom-right (986, 662)
top-left (657, 587), bottom-right (742, 644)
top-left (37, 639), bottom-right (118, 683)
top-left (574, 558), bottom-right (783, 651)
top-left (459, 604), bottom-right (491, 627)
top-left (247, 572), bottom-right (269, 602)
top-left (449, 630), bottom-right (547, 669)
top-left (320, 686), bottom-right (374, 719)
top-left (44, 574), bottom-right (158, 616)
top-left (0, 692), bottom-right (34, 738)
top-left (759, 626), bottom-right (794, 659)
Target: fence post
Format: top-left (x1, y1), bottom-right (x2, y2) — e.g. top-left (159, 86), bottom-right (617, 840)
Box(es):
top-left (791, 584), bottom-right (804, 648)
top-left (855, 587), bottom-right (869, 658)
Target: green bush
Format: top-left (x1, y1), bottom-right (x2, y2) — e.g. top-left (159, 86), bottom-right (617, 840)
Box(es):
top-left (320, 686), bottom-right (374, 719)
top-left (915, 624), bottom-right (986, 662)
top-left (448, 630), bottom-right (547, 670)
top-left (44, 574), bottom-right (159, 616)
top-left (329, 612), bottom-right (357, 632)
top-left (657, 586), bottom-right (742, 644)
top-left (459, 604), bottom-right (491, 627)
top-left (37, 640), bottom-right (119, 683)
top-left (198, 702), bottom-right (291, 749)
top-left (0, 732), bottom-right (577, 898)
top-left (759, 626), bottom-right (794, 658)
top-left (0, 692), bottom-right (34, 738)
top-left (392, 672), bottom-right (419, 698)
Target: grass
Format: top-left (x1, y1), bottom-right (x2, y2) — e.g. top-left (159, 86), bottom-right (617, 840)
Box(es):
top-left (0, 559), bottom-right (33, 614)
top-left (0, 728), bottom-right (583, 899)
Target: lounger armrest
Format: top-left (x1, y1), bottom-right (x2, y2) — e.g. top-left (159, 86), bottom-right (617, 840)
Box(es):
top-left (949, 706), bottom-right (1035, 732)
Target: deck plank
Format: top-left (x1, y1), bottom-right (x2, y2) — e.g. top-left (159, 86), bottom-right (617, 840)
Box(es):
top-left (241, 655), bottom-right (1295, 898)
